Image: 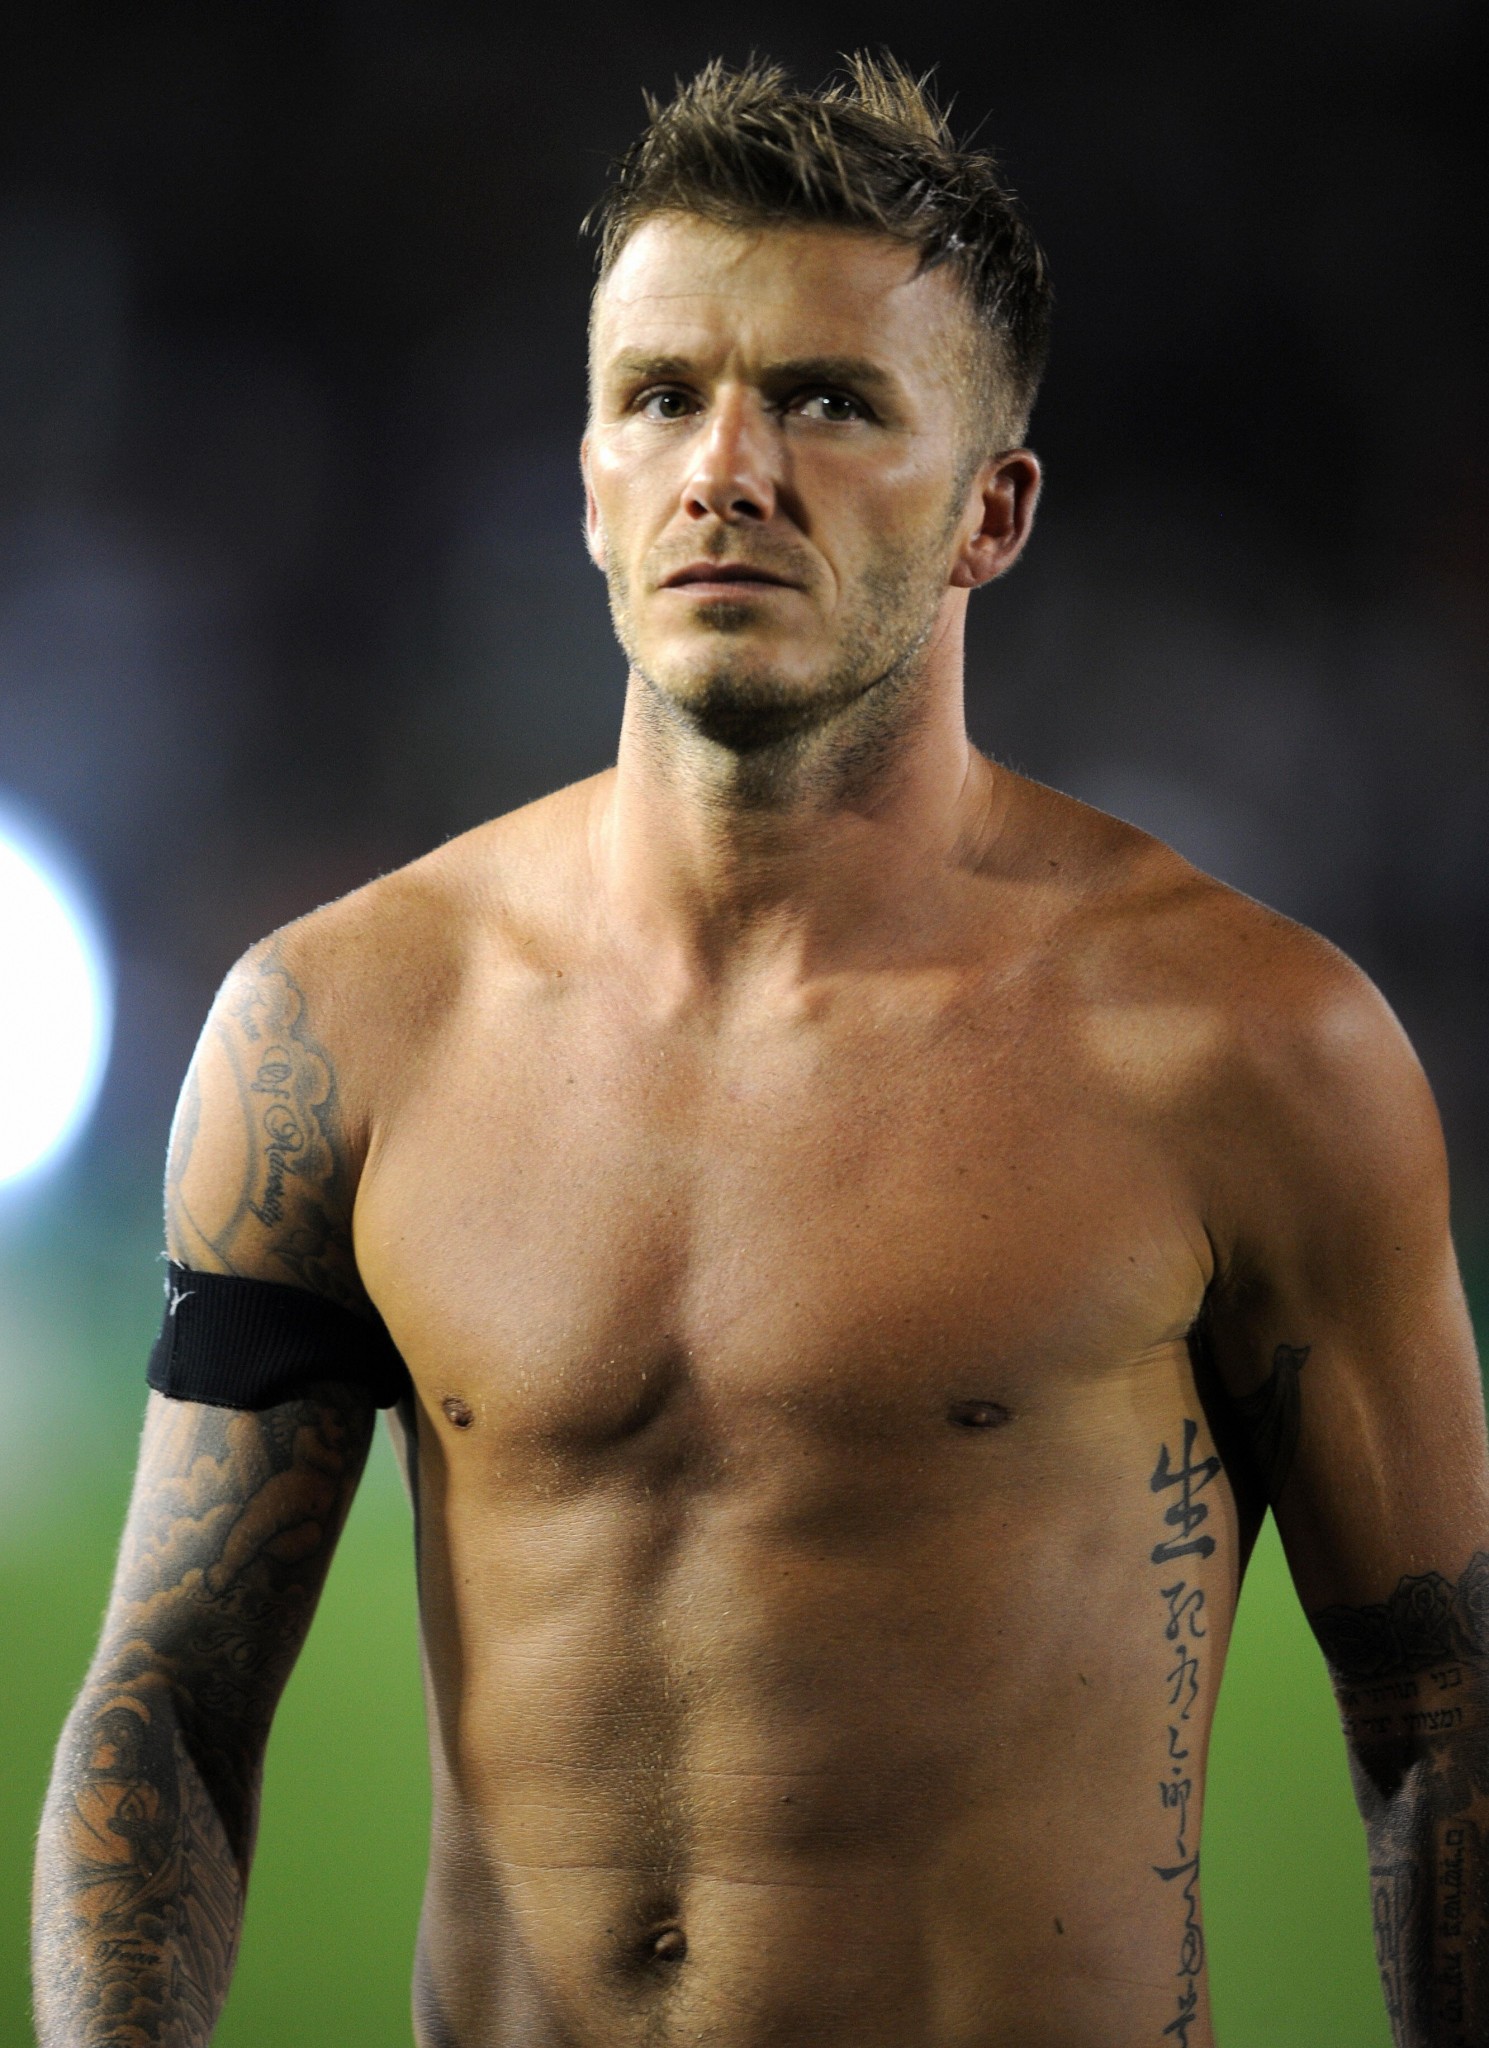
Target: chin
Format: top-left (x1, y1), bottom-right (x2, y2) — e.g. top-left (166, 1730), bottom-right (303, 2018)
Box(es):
top-left (643, 645), bottom-right (863, 755)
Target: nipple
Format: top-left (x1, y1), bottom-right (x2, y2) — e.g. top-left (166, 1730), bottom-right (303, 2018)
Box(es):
top-left (650, 1926), bottom-right (687, 1963)
top-left (948, 1398), bottom-right (1012, 1430)
top-left (441, 1396), bottom-right (474, 1429)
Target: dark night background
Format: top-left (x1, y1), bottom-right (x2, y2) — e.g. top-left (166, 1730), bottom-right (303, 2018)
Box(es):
top-left (1, 5), bottom-right (1484, 2043)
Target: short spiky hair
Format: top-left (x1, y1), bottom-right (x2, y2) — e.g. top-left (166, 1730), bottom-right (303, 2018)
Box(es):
top-left (586, 54), bottom-right (1053, 445)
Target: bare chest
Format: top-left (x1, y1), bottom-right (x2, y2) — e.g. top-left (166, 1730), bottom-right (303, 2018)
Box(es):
top-left (353, 975), bottom-right (1211, 1473)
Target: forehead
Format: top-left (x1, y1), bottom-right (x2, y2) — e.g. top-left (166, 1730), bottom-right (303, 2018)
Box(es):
top-left (591, 215), bottom-right (971, 386)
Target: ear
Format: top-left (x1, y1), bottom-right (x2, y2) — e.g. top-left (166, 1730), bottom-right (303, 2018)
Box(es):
top-left (948, 449), bottom-right (1042, 590)
top-left (580, 435), bottom-right (606, 571)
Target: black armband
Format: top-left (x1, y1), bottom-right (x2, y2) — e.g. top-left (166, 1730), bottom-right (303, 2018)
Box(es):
top-left (147, 1262), bottom-right (412, 1411)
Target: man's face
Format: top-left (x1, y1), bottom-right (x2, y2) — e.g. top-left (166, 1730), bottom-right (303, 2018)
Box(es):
top-left (583, 216), bottom-right (1003, 749)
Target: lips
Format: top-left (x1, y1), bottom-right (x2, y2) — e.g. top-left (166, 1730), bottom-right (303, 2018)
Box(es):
top-left (662, 562), bottom-right (796, 590)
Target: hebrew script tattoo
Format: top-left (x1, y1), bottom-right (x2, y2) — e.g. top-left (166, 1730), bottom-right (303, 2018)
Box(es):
top-left (1148, 1420), bottom-right (1220, 2044)
top-left (32, 1387), bottom-right (374, 2047)
top-left (1313, 1552), bottom-right (1489, 2046)
top-left (165, 939), bottom-right (365, 1313)
top-left (1232, 1343), bottom-right (1309, 1502)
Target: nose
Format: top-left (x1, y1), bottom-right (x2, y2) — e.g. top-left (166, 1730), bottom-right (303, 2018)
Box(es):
top-left (681, 389), bottom-right (776, 525)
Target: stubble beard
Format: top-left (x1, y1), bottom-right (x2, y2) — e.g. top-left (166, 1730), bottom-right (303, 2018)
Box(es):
top-left (604, 525), bottom-right (956, 810)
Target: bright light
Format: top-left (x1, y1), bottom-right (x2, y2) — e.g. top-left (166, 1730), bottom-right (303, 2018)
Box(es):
top-left (0, 811), bottom-right (113, 1185)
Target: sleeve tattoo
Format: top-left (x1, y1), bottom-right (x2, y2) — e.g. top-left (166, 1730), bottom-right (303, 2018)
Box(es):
top-left (32, 1387), bottom-right (375, 2047)
top-left (1312, 1552), bottom-right (1489, 2047)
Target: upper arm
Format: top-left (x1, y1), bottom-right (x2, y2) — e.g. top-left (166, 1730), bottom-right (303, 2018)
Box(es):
top-left (165, 931), bottom-right (370, 1316)
top-left (1203, 946), bottom-right (1489, 1624)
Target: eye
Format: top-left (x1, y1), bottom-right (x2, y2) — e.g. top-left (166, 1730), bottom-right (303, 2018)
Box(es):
top-left (793, 390), bottom-right (868, 424)
top-left (637, 388), bottom-right (697, 422)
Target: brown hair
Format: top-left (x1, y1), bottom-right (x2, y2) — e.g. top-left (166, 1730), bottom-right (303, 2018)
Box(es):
top-left (586, 53), bottom-right (1053, 446)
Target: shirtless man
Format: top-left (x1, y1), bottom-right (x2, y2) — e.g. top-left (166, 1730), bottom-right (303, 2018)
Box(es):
top-left (32, 54), bottom-right (1489, 2048)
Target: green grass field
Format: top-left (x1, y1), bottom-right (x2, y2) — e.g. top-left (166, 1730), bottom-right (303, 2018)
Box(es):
top-left (9, 1199), bottom-right (1469, 2043)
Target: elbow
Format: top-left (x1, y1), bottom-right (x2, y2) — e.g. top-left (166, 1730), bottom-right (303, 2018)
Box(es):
top-left (63, 1645), bottom-right (264, 1879)
top-left (1345, 1736), bottom-right (1429, 1820)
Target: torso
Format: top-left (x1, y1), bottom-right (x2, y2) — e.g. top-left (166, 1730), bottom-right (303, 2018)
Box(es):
top-left (334, 768), bottom-right (1266, 2048)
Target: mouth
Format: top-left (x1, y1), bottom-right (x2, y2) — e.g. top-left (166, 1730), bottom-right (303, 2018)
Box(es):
top-left (661, 562), bottom-right (797, 593)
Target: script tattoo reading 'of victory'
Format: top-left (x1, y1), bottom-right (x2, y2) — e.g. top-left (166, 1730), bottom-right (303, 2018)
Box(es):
top-left (1149, 1418), bottom-right (1221, 2045)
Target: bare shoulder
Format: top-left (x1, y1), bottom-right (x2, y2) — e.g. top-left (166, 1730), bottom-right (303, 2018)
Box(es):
top-left (1006, 775), bottom-right (1445, 1241)
top-left (263, 777), bottom-right (597, 1006)
top-left (165, 777), bottom-right (602, 1304)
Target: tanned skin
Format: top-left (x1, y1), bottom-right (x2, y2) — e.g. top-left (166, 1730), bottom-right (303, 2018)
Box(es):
top-left (34, 217), bottom-right (1489, 2047)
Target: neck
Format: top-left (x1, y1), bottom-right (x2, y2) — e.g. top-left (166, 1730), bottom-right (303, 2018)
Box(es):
top-left (590, 601), bottom-right (1003, 991)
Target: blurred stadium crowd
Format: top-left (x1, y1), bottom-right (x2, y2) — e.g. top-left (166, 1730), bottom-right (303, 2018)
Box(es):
top-left (1, 0), bottom-right (1485, 1227)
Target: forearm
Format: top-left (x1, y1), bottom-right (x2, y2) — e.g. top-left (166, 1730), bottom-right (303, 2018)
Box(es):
top-left (31, 1383), bottom-right (374, 2046)
top-left (1349, 1736), bottom-right (1488, 2048)
top-left (1313, 1554), bottom-right (1489, 2047)
top-left (33, 1664), bottom-right (254, 2048)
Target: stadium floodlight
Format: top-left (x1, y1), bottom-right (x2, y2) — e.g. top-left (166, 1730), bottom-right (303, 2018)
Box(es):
top-left (0, 808), bottom-right (113, 1186)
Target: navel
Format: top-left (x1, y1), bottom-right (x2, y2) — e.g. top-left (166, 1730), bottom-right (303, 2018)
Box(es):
top-left (440, 1395), bottom-right (475, 1429)
top-left (947, 1398), bottom-right (1012, 1431)
top-left (648, 1924), bottom-right (687, 1963)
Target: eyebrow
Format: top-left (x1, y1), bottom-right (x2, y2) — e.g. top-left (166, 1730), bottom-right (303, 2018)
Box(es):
top-left (762, 356), bottom-right (900, 399)
top-left (601, 350), bottom-right (902, 400)
top-left (603, 351), bottom-right (694, 385)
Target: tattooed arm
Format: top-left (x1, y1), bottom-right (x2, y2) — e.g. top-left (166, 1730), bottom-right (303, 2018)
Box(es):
top-left (32, 1388), bottom-right (374, 2048)
top-left (1201, 941), bottom-right (1489, 2047)
top-left (33, 932), bottom-right (380, 2045)
top-left (162, 933), bottom-right (371, 1311)
top-left (1310, 1559), bottom-right (1489, 2048)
